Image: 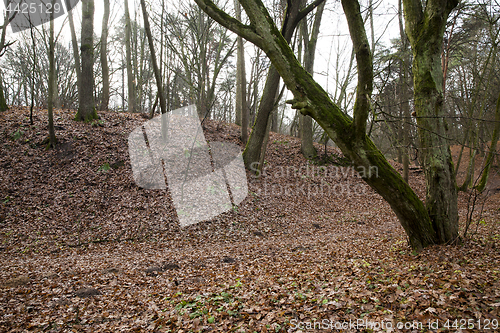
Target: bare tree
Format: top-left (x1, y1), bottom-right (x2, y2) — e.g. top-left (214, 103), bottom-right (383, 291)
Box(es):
top-left (47, 0), bottom-right (57, 148)
top-left (234, 0), bottom-right (248, 142)
top-left (100, 0), bottom-right (110, 111)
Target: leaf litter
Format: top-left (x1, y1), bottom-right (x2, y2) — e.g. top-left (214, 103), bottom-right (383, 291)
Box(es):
top-left (0, 106), bottom-right (499, 332)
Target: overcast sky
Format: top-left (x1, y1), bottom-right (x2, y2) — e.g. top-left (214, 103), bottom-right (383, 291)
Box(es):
top-left (1, 0), bottom-right (401, 115)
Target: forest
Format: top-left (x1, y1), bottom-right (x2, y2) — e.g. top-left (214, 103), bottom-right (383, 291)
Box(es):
top-left (0, 0), bottom-right (499, 331)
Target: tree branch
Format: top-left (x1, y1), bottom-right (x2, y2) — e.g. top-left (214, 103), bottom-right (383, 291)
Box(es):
top-left (193, 0), bottom-right (264, 47)
top-left (295, 0), bottom-right (326, 26)
top-left (341, 0), bottom-right (373, 141)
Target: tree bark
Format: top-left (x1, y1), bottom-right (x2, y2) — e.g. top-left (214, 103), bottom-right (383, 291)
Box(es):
top-left (195, 0), bottom-right (441, 250)
top-left (124, 0), bottom-right (136, 113)
top-left (477, 89), bottom-right (500, 192)
top-left (234, 0), bottom-right (248, 143)
top-left (140, 0), bottom-right (166, 116)
top-left (398, 0), bottom-right (410, 183)
top-left (65, 0), bottom-right (81, 93)
top-left (100, 0), bottom-right (110, 111)
top-left (403, 0), bottom-right (459, 243)
top-left (47, 1), bottom-right (57, 148)
top-left (75, 0), bottom-right (97, 121)
top-left (0, 70), bottom-right (7, 112)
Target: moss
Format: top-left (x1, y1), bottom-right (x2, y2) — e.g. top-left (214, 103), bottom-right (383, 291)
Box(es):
top-left (75, 107), bottom-right (98, 122)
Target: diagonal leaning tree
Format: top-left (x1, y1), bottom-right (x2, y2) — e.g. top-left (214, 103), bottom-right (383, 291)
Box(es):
top-left (194, 0), bottom-right (459, 251)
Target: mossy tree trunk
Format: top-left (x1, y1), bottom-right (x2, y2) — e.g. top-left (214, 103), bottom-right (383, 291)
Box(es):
top-left (194, 0), bottom-right (459, 250)
top-left (65, 0), bottom-right (81, 104)
top-left (403, 0), bottom-right (459, 244)
top-left (477, 89), bottom-right (500, 192)
top-left (75, 0), bottom-right (97, 122)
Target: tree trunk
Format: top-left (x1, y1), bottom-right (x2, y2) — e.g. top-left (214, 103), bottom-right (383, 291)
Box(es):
top-left (100, 0), bottom-right (110, 111)
top-left (140, 0), bottom-right (168, 139)
top-left (0, 70), bottom-right (7, 112)
top-left (403, 0), bottom-right (459, 244)
top-left (477, 89), bottom-right (500, 192)
top-left (75, 0), bottom-right (97, 122)
top-left (234, 0), bottom-right (248, 143)
top-left (124, 0), bottom-right (136, 113)
top-left (0, 9), bottom-right (11, 112)
top-left (398, 0), bottom-right (410, 183)
top-left (47, 2), bottom-right (57, 148)
top-left (65, 0), bottom-right (81, 104)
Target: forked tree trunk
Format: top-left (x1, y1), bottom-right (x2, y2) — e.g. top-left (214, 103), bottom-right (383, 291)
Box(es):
top-left (195, 0), bottom-right (459, 250)
top-left (242, 0), bottom-right (318, 169)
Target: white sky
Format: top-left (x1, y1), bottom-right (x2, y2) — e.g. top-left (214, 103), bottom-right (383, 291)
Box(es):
top-left (1, 0), bottom-right (401, 115)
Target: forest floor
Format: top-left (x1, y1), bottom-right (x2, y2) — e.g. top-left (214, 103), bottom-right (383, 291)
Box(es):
top-left (0, 106), bottom-right (499, 332)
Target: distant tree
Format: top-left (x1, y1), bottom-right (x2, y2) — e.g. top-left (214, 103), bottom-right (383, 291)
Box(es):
top-left (242, 0), bottom-right (325, 170)
top-left (164, 2), bottom-right (235, 119)
top-left (100, 0), bottom-right (110, 111)
top-left (65, 0), bottom-right (81, 101)
top-left (75, 0), bottom-right (97, 121)
top-left (124, 0), bottom-right (136, 112)
top-left (234, 0), bottom-right (248, 143)
top-left (299, 0), bottom-right (325, 159)
top-left (0, 5), bottom-right (16, 112)
top-left (47, 0), bottom-right (57, 148)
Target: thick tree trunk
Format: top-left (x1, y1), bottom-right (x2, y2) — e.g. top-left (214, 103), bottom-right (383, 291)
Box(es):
top-left (100, 0), bottom-right (110, 111)
top-left (243, 68), bottom-right (281, 169)
top-left (75, 0), bottom-right (97, 122)
top-left (404, 0), bottom-right (459, 244)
